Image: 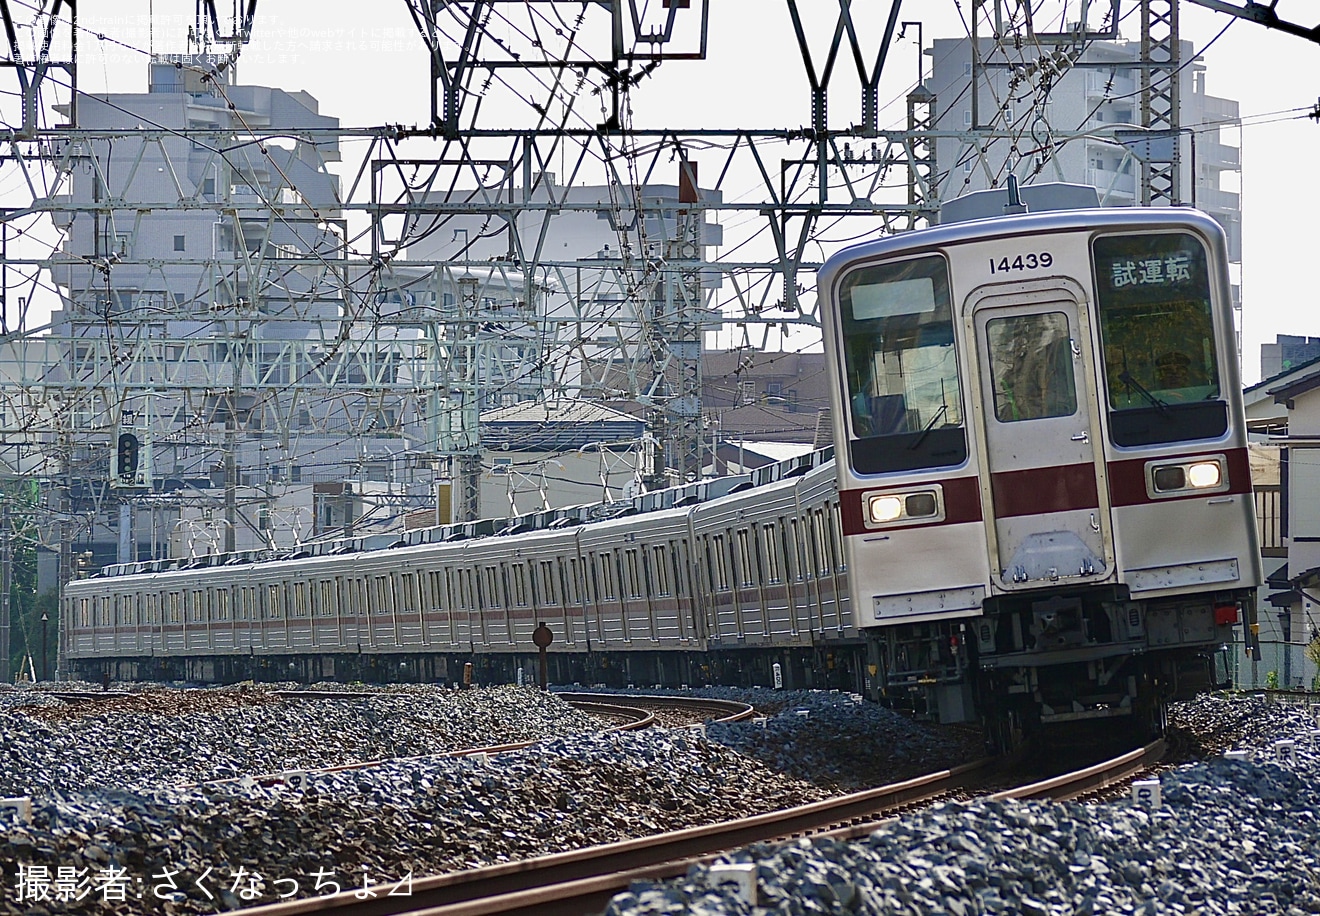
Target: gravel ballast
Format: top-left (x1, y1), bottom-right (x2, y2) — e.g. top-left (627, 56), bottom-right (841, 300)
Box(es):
top-left (0, 684), bottom-right (600, 797)
top-left (607, 694), bottom-right (1320, 916)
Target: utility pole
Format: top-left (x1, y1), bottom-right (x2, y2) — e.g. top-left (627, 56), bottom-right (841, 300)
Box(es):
top-left (1140, 0), bottom-right (1182, 205)
top-left (0, 498), bottom-right (9, 683)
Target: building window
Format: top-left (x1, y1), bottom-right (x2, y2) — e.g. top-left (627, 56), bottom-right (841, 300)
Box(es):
top-left (173, 235), bottom-right (186, 252)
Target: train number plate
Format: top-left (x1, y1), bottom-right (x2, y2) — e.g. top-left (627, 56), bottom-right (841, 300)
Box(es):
top-left (989, 252), bottom-right (1053, 274)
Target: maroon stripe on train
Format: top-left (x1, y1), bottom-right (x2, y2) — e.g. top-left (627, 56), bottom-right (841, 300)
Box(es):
top-left (989, 462), bottom-right (1099, 518)
top-left (839, 476), bottom-right (982, 537)
top-left (1106, 446), bottom-right (1251, 507)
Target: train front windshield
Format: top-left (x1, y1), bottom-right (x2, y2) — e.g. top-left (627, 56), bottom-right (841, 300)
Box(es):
top-left (1092, 232), bottom-right (1227, 446)
top-left (840, 254), bottom-right (967, 474)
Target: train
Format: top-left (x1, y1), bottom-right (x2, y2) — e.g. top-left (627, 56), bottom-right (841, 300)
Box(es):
top-left (62, 183), bottom-right (1263, 746)
top-left (819, 182), bottom-right (1261, 744)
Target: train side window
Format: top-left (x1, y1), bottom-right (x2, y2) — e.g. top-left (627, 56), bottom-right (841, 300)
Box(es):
top-left (651, 546), bottom-right (671, 597)
top-left (169, 592), bottom-right (182, 624)
top-left (483, 566), bottom-right (502, 609)
top-left (828, 503), bottom-right (846, 573)
top-left (597, 554), bottom-right (616, 600)
top-left (268, 584), bottom-right (285, 619)
top-left (216, 589), bottom-right (229, 622)
top-left (625, 549), bottom-right (642, 599)
top-left (512, 565), bottom-right (529, 607)
top-left (443, 568), bottom-right (457, 612)
top-left (985, 312), bottom-right (1077, 422)
top-left (762, 524), bottom-right (782, 583)
top-left (838, 253), bottom-right (967, 473)
top-left (810, 510), bottom-right (830, 577)
top-left (566, 558), bottom-right (582, 605)
top-left (711, 534), bottom-right (730, 591)
top-left (319, 580), bottom-right (334, 617)
top-left (736, 530), bottom-right (755, 588)
top-left (1092, 232), bottom-right (1227, 445)
top-left (400, 572), bottom-right (418, 612)
top-left (537, 561), bottom-right (558, 605)
top-left (461, 568), bottom-right (475, 611)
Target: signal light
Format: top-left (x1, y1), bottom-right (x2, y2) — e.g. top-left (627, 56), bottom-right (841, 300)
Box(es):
top-left (115, 433), bottom-right (139, 481)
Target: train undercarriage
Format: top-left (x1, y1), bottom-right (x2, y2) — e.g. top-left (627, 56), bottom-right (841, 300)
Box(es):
top-left (64, 641), bottom-right (874, 696)
top-left (868, 584), bottom-right (1256, 752)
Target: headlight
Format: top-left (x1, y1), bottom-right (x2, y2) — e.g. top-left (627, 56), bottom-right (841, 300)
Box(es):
top-left (864, 488), bottom-right (943, 525)
top-left (1186, 461), bottom-right (1222, 489)
top-left (867, 495), bottom-right (903, 523)
top-left (1148, 456), bottom-right (1227, 497)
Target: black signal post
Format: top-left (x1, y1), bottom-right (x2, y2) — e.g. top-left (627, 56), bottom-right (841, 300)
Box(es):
top-left (532, 621), bottom-right (553, 690)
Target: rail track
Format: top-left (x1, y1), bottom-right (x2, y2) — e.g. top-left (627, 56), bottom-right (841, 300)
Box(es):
top-left (31, 688), bottom-right (753, 793)
top-left (229, 737), bottom-right (1164, 916)
top-left (188, 692), bottom-right (754, 790)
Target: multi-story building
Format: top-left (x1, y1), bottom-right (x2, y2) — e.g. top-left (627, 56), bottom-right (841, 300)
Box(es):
top-left (928, 37), bottom-right (1241, 260)
top-left (46, 55), bottom-right (434, 566)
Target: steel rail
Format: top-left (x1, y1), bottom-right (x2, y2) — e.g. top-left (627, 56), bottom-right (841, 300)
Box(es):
top-left (231, 738), bottom-right (1166, 916)
top-left (989, 738), bottom-right (1166, 802)
top-left (196, 698), bottom-right (659, 790)
top-left (229, 756), bottom-right (995, 916)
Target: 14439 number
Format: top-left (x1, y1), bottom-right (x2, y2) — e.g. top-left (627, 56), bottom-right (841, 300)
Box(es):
top-left (989, 252), bottom-right (1053, 274)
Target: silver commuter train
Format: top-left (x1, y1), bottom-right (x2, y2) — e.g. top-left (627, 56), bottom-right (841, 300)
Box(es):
top-left (63, 451), bottom-right (861, 690)
top-left (62, 185), bottom-right (1262, 744)
top-left (818, 184), bottom-right (1262, 743)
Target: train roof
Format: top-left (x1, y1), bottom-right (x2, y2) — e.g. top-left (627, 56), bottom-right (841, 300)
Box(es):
top-left (818, 202), bottom-right (1229, 292)
top-left (83, 446), bottom-right (835, 582)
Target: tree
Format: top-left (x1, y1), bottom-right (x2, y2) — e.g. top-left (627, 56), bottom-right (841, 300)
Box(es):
top-left (1, 479), bottom-right (56, 681)
top-left (1306, 636), bottom-right (1320, 691)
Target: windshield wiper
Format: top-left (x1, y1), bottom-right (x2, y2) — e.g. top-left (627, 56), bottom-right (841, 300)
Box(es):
top-left (908, 402), bottom-right (948, 450)
top-left (1118, 370), bottom-right (1169, 415)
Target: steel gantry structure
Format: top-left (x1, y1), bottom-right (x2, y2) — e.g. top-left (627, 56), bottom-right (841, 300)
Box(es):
top-left (0, 0), bottom-right (1200, 681)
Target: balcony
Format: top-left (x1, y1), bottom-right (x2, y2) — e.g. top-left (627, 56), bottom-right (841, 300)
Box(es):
top-left (1195, 185), bottom-right (1240, 213)
top-left (1256, 485), bottom-right (1285, 558)
top-left (1084, 168), bottom-right (1137, 202)
top-left (1197, 137), bottom-right (1240, 171)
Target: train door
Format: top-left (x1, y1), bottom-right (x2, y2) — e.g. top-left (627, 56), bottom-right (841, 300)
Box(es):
top-left (967, 281), bottom-right (1114, 591)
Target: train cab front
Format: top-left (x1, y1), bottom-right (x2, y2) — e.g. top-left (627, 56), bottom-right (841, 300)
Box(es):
top-left (818, 200), bottom-right (1262, 749)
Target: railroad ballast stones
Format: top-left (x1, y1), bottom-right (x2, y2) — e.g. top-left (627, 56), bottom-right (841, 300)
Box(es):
top-left (607, 695), bottom-right (1320, 916)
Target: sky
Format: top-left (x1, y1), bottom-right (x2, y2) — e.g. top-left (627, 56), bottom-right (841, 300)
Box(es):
top-left (12, 1), bottom-right (1320, 384)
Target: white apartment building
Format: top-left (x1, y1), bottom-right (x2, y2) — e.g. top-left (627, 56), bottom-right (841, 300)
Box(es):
top-left (928, 37), bottom-right (1241, 262)
top-left (45, 56), bottom-right (433, 564)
